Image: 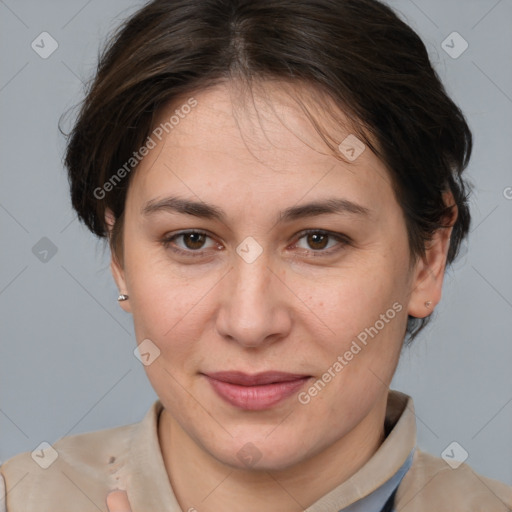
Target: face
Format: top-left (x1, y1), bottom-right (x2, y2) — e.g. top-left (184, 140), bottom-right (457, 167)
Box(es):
top-left (110, 80), bottom-right (448, 471)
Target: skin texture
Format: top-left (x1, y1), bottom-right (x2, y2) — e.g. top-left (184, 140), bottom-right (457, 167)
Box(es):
top-left (106, 490), bottom-right (131, 512)
top-left (107, 80), bottom-right (454, 512)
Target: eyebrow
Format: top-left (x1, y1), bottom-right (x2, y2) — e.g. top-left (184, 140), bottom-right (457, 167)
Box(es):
top-left (141, 195), bottom-right (371, 223)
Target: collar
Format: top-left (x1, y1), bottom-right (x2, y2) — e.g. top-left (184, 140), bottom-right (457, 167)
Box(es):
top-left (122, 389), bottom-right (416, 511)
top-left (306, 390), bottom-right (416, 511)
top-left (339, 448), bottom-right (415, 512)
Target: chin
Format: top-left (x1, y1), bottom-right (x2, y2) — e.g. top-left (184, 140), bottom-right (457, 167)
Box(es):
top-left (210, 434), bottom-right (311, 472)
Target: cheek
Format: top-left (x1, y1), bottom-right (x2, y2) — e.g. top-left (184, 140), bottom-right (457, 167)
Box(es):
top-left (301, 262), bottom-right (403, 337)
top-left (124, 255), bottom-right (202, 360)
top-left (291, 256), bottom-right (408, 391)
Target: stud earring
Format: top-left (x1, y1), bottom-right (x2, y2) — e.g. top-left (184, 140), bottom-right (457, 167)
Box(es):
top-left (117, 294), bottom-right (129, 302)
top-left (424, 300), bottom-right (432, 309)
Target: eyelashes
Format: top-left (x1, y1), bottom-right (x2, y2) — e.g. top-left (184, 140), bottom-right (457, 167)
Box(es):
top-left (161, 229), bottom-right (351, 259)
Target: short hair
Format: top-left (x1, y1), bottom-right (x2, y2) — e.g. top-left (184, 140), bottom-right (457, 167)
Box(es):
top-left (63, 0), bottom-right (473, 344)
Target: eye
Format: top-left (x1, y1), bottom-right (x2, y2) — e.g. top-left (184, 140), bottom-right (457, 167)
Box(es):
top-left (161, 229), bottom-right (350, 259)
top-left (161, 230), bottom-right (220, 257)
top-left (292, 229), bottom-right (350, 255)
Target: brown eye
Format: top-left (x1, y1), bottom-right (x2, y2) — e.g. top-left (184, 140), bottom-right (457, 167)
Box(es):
top-left (294, 229), bottom-right (350, 255)
top-left (181, 232), bottom-right (207, 250)
top-left (306, 232), bottom-right (329, 250)
top-left (161, 230), bottom-right (218, 257)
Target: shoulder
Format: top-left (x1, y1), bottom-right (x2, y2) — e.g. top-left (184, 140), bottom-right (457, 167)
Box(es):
top-left (0, 421), bottom-right (137, 512)
top-left (395, 448), bottom-right (512, 511)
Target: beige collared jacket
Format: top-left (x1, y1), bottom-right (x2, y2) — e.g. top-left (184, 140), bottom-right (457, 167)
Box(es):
top-left (1, 390), bottom-right (511, 511)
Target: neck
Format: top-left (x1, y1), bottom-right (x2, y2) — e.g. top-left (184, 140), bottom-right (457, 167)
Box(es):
top-left (158, 397), bottom-right (387, 512)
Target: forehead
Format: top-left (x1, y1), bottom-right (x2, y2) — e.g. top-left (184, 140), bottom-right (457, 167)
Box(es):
top-left (126, 80), bottom-right (395, 216)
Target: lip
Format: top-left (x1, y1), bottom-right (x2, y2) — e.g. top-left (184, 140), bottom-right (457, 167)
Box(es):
top-left (203, 371), bottom-right (311, 411)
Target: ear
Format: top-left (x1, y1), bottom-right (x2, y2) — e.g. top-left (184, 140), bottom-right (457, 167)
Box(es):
top-left (105, 208), bottom-right (132, 313)
top-left (407, 191), bottom-right (456, 318)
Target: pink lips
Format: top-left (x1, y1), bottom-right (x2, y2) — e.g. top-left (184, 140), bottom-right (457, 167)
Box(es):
top-left (203, 371), bottom-right (311, 410)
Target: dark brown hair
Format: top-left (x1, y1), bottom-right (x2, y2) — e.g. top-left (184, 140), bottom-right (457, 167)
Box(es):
top-left (63, 0), bottom-right (473, 343)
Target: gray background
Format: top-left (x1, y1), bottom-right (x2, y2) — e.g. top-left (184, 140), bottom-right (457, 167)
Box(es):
top-left (1, 0), bottom-right (511, 486)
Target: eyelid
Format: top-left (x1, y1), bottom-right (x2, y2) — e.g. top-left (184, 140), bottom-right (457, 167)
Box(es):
top-left (161, 229), bottom-right (351, 257)
top-left (290, 229), bottom-right (351, 255)
top-left (161, 230), bottom-right (220, 257)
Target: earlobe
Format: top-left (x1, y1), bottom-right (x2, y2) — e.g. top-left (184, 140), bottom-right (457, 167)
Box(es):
top-left (407, 192), bottom-right (456, 319)
top-left (110, 256), bottom-right (131, 312)
top-left (407, 232), bottom-right (451, 318)
top-left (105, 208), bottom-right (132, 313)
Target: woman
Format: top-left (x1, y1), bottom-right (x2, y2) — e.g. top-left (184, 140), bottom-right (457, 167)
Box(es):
top-left (1, 0), bottom-right (511, 510)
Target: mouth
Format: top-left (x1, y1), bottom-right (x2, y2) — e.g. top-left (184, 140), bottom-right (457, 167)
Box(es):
top-left (202, 371), bottom-right (312, 411)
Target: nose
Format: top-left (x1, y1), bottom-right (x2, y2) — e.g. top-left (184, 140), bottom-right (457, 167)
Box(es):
top-left (215, 251), bottom-right (293, 349)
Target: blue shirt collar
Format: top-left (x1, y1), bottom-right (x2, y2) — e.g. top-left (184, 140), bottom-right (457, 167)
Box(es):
top-left (339, 447), bottom-right (415, 512)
